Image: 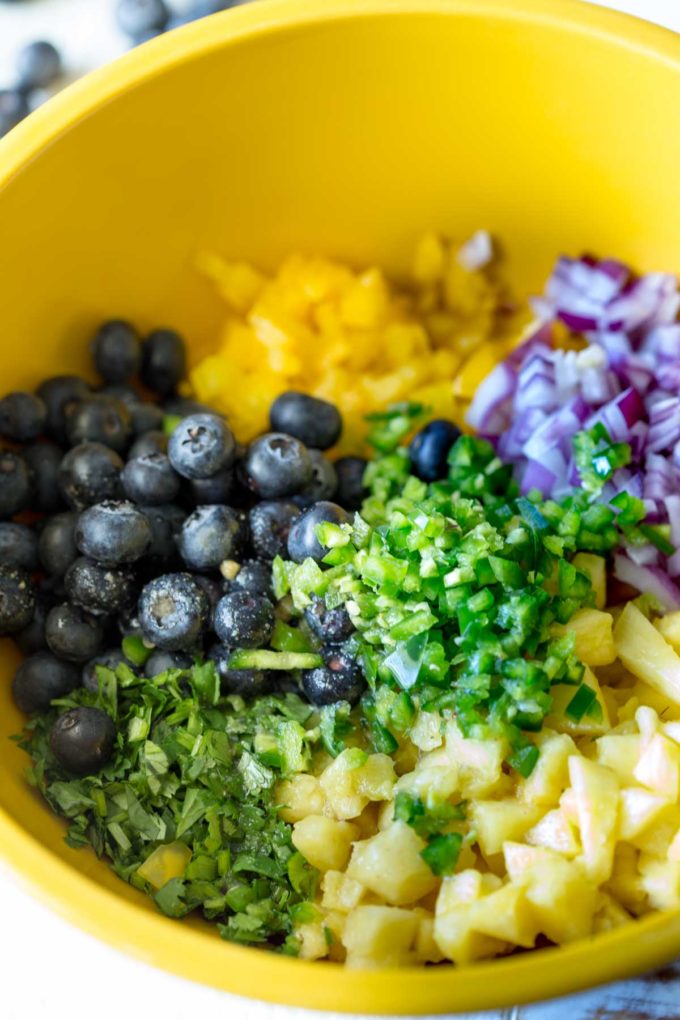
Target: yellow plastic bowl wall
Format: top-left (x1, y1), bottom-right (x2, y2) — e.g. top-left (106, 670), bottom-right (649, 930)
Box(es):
top-left (1, 0), bottom-right (680, 1012)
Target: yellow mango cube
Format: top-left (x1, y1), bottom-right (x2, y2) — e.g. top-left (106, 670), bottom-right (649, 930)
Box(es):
top-left (471, 799), bottom-right (541, 857)
top-left (568, 756), bottom-right (619, 884)
top-left (292, 815), bottom-right (359, 872)
top-left (552, 609), bottom-right (616, 667)
top-left (614, 602), bottom-right (680, 706)
top-left (136, 841), bottom-right (191, 890)
top-left (342, 905), bottom-right (418, 968)
top-left (572, 553), bottom-right (607, 610)
top-left (347, 821), bottom-right (438, 906)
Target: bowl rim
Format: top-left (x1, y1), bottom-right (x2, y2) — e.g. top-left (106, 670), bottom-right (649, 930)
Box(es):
top-left (2, 0), bottom-right (680, 1012)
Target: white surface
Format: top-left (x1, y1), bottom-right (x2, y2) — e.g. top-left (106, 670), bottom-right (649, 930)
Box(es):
top-left (1, 0), bottom-right (680, 1018)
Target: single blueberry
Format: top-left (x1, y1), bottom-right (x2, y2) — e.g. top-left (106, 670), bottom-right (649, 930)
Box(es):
top-left (269, 391), bottom-right (342, 450)
top-left (38, 512), bottom-right (78, 576)
top-left (213, 591), bottom-right (274, 648)
top-left (13, 652), bottom-right (79, 714)
top-left (300, 449), bottom-right (338, 501)
top-left (76, 500), bottom-right (151, 565)
top-left (0, 522), bottom-right (38, 572)
top-left (304, 595), bottom-right (354, 644)
top-left (16, 40), bottom-right (62, 91)
top-left (0, 391), bottom-right (47, 441)
top-left (91, 320), bottom-right (141, 383)
top-left (229, 559), bottom-right (273, 599)
top-left (0, 566), bottom-right (35, 635)
top-left (65, 557), bottom-right (137, 616)
top-left (122, 453), bottom-right (180, 505)
top-left (65, 395), bottom-right (132, 452)
top-left (49, 707), bottom-right (116, 775)
top-left (334, 456), bottom-right (368, 511)
top-left (138, 572), bottom-right (209, 650)
top-left (178, 504), bottom-right (243, 571)
top-left (248, 500), bottom-right (299, 559)
top-left (36, 375), bottom-right (91, 443)
top-left (409, 419), bottom-right (462, 482)
top-left (301, 644), bottom-right (365, 706)
top-left (58, 442), bottom-right (124, 510)
top-left (141, 328), bottom-right (187, 395)
top-left (244, 432), bottom-right (312, 498)
top-left (287, 501), bottom-right (349, 563)
top-left (168, 413), bottom-right (235, 480)
top-left (0, 451), bottom-right (32, 518)
top-left (45, 602), bottom-right (104, 663)
top-left (23, 441), bottom-right (65, 512)
top-left (128, 429), bottom-right (168, 459)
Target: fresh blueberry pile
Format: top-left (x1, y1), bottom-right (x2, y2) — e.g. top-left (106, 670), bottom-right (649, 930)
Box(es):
top-left (0, 39), bottom-right (62, 138)
top-left (1, 320), bottom-right (369, 773)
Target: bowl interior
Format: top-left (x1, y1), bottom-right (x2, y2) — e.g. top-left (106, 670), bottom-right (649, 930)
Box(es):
top-left (2, 0), bottom-right (680, 1012)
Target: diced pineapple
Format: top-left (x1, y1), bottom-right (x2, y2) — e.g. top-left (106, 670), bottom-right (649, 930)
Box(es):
top-left (633, 732), bottom-right (680, 801)
top-left (668, 829), bottom-right (680, 862)
top-left (552, 609), bottom-right (616, 666)
top-left (635, 705), bottom-right (660, 748)
top-left (295, 922), bottom-right (330, 961)
top-left (467, 881), bottom-right (537, 948)
top-left (525, 808), bottom-right (580, 857)
top-left (628, 682), bottom-right (680, 722)
top-left (655, 611), bottom-right (680, 652)
top-left (342, 905), bottom-right (419, 968)
top-left (572, 553), bottom-right (607, 610)
top-left (593, 892), bottom-right (633, 933)
top-left (292, 815), bottom-right (360, 872)
top-left (320, 749), bottom-right (396, 820)
top-left (471, 800), bottom-right (541, 857)
top-left (414, 912), bottom-right (445, 963)
top-left (638, 854), bottom-right (680, 910)
top-left (522, 856), bottom-right (597, 943)
top-left (436, 868), bottom-right (501, 910)
top-left (136, 841), bottom-right (191, 890)
top-left (320, 909), bottom-right (347, 963)
top-left (321, 870), bottom-right (365, 912)
top-left (433, 873), bottom-right (507, 965)
top-left (503, 842), bottom-right (559, 880)
top-left (663, 721), bottom-right (680, 745)
top-left (518, 731), bottom-right (576, 806)
top-left (630, 805), bottom-right (680, 857)
top-left (618, 787), bottom-right (670, 841)
top-left (409, 710), bottom-right (444, 751)
top-left (604, 845), bottom-right (646, 913)
top-left (445, 720), bottom-right (507, 798)
top-left (347, 821), bottom-right (438, 905)
top-left (614, 602), bottom-right (680, 706)
top-left (547, 667), bottom-right (611, 737)
top-left (568, 756), bottom-right (619, 883)
top-left (275, 773), bottom-right (326, 822)
top-left (594, 733), bottom-right (641, 786)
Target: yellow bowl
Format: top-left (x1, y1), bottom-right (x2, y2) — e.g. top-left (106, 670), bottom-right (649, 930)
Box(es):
top-left (2, 0), bottom-right (680, 1011)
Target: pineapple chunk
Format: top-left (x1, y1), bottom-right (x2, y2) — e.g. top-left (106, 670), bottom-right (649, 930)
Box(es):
top-left (319, 750), bottom-right (396, 820)
top-left (503, 842), bottom-right (559, 880)
top-left (638, 854), bottom-right (680, 910)
top-left (593, 892), bottom-right (632, 933)
top-left (614, 602), bottom-right (680, 706)
top-left (518, 731), bottom-right (576, 806)
top-left (436, 868), bottom-right (501, 910)
top-left (559, 788), bottom-right (578, 826)
top-left (409, 710), bottom-right (444, 751)
top-left (445, 720), bottom-right (507, 798)
top-left (595, 734), bottom-right (641, 786)
top-left (523, 856), bottom-right (597, 943)
top-left (656, 611), bottom-right (680, 652)
top-left (547, 667), bottom-right (611, 737)
top-left (552, 609), bottom-right (616, 666)
top-left (295, 922), bottom-right (330, 960)
top-left (568, 756), bottom-right (619, 883)
top-left (525, 808), bottom-right (580, 857)
top-left (347, 821), bottom-right (438, 905)
top-left (321, 871), bottom-right (365, 912)
top-left (275, 773), bottom-right (326, 822)
top-left (633, 732), bottom-right (680, 801)
top-left (292, 815), bottom-right (359, 872)
top-left (321, 909), bottom-right (347, 963)
top-left (414, 912), bottom-right (445, 963)
top-left (342, 905), bottom-right (419, 968)
top-left (471, 800), bottom-right (541, 857)
top-left (572, 553), bottom-right (607, 610)
top-left (394, 763), bottom-right (459, 804)
top-left (604, 845), bottom-right (645, 913)
top-left (618, 787), bottom-right (670, 840)
top-left (668, 829), bottom-right (680, 862)
top-left (136, 841), bottom-right (191, 890)
top-left (630, 805), bottom-right (680, 857)
top-left (467, 882), bottom-right (537, 948)
top-left (434, 872), bottom-right (506, 965)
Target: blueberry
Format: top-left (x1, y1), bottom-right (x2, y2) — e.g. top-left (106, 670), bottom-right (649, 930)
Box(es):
top-left (163, 396), bottom-right (210, 418)
top-left (168, 413), bottom-right (235, 480)
top-left (90, 320), bottom-right (141, 383)
top-left (76, 500), bottom-right (151, 565)
top-left (14, 593), bottom-right (52, 654)
top-left (130, 402), bottom-right (164, 436)
top-left (141, 329), bottom-right (187, 395)
top-left (334, 456), bottom-right (368, 511)
top-left (141, 503), bottom-right (185, 562)
top-left (36, 375), bottom-right (91, 443)
top-left (65, 395), bottom-right (132, 452)
top-left (207, 643), bottom-right (270, 697)
top-left (82, 649), bottom-right (135, 693)
top-left (116, 0), bottom-right (170, 37)
top-left (122, 453), bottom-right (180, 505)
top-left (304, 596), bottom-right (354, 644)
top-left (65, 557), bottom-right (137, 616)
top-left (229, 559), bottom-right (273, 599)
top-left (0, 391), bottom-right (47, 441)
top-left (23, 441), bottom-right (65, 512)
top-left (213, 591), bottom-right (274, 648)
top-left (190, 572), bottom-right (222, 611)
top-left (189, 465), bottom-right (234, 505)
top-left (0, 451), bottom-right (32, 518)
top-left (0, 566), bottom-right (35, 635)
top-left (16, 40), bottom-right (62, 91)
top-left (45, 602), bottom-right (105, 663)
top-left (138, 572), bottom-right (209, 651)
top-left (248, 500), bottom-right (299, 559)
top-left (301, 644), bottom-right (365, 706)
top-left (129, 429), bottom-right (168, 459)
top-left (244, 433), bottom-right (312, 498)
top-left (12, 652), bottom-right (79, 714)
top-left (117, 607), bottom-right (144, 639)
top-left (301, 449), bottom-right (338, 501)
top-left (100, 383), bottom-right (139, 409)
top-left (0, 523), bottom-right (38, 571)
top-left (38, 512), bottom-right (78, 576)
top-left (145, 648), bottom-right (192, 675)
top-left (0, 89), bottom-right (29, 137)
top-left (178, 505), bottom-right (243, 571)
top-left (409, 419), bottom-right (462, 482)
top-left (287, 501), bottom-right (349, 563)
top-left (182, 0), bottom-right (237, 20)
top-left (49, 707), bottom-right (116, 775)
top-left (58, 442), bottom-right (123, 510)
top-left (269, 391), bottom-right (342, 451)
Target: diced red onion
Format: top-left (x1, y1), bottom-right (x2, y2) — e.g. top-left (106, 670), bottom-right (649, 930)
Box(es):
top-left (457, 230), bottom-right (493, 272)
top-left (466, 360), bottom-right (516, 433)
top-left (613, 554), bottom-right (680, 611)
top-left (647, 396), bottom-right (680, 453)
top-left (625, 543), bottom-right (659, 567)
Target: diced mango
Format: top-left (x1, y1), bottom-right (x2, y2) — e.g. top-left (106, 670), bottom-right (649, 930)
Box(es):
top-left (136, 841), bottom-right (191, 890)
top-left (614, 602), bottom-right (680, 706)
top-left (292, 815), bottom-right (359, 872)
top-left (568, 756), bottom-right (619, 883)
top-left (347, 821), bottom-right (439, 906)
top-left (552, 609), bottom-right (616, 667)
